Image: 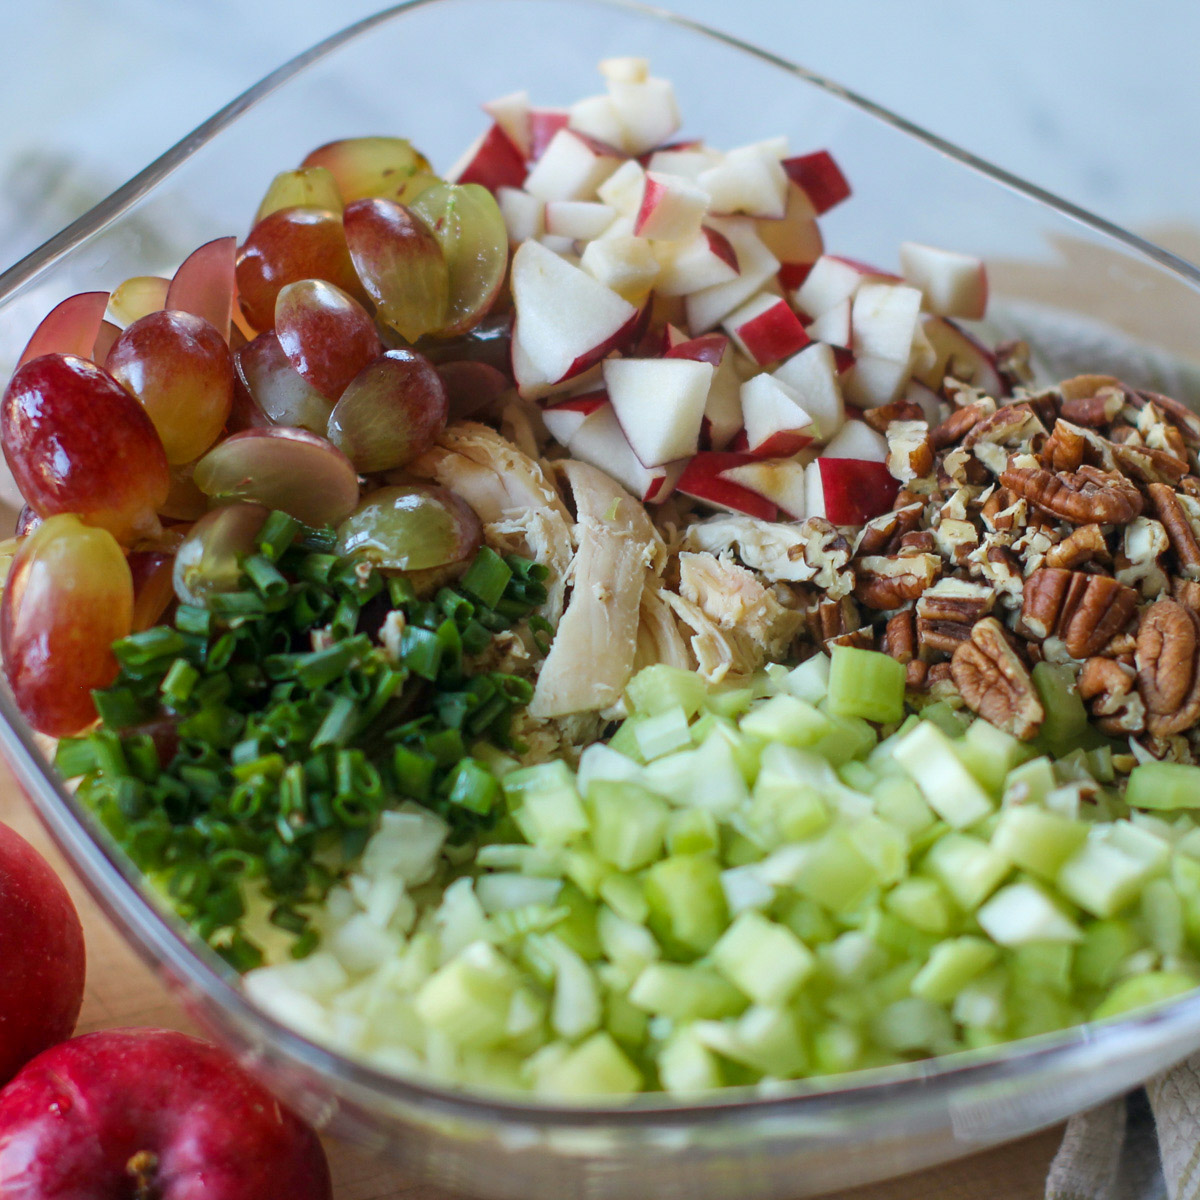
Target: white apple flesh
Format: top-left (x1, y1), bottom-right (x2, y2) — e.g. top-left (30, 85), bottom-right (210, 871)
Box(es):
top-left (794, 254), bottom-right (902, 319)
top-left (685, 217), bottom-right (780, 333)
top-left (566, 401), bottom-right (684, 501)
top-left (718, 457), bottom-right (807, 519)
top-left (740, 372), bottom-right (815, 456)
top-left (772, 342), bottom-right (845, 441)
top-left (523, 129), bottom-right (623, 202)
top-left (899, 241), bottom-right (988, 320)
top-left (603, 356), bottom-right (714, 466)
top-left (633, 172), bottom-right (710, 241)
top-left (655, 226), bottom-right (740, 296)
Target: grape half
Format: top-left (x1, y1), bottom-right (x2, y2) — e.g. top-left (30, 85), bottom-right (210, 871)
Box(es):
top-left (234, 331), bottom-right (332, 433)
top-left (336, 484), bottom-right (481, 572)
top-left (254, 166), bottom-right (343, 224)
top-left (172, 503), bottom-right (269, 607)
top-left (274, 280), bottom-right (381, 402)
top-left (301, 137), bottom-right (432, 203)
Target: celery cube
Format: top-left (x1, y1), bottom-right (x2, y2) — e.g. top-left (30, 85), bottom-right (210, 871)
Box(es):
top-left (1126, 760), bottom-right (1200, 810)
top-left (886, 877), bottom-right (954, 935)
top-left (924, 832), bottom-right (1011, 910)
top-left (644, 854), bottom-right (729, 957)
top-left (1002, 756), bottom-right (1056, 807)
top-left (597, 906), bottom-right (659, 975)
top-left (598, 874), bottom-right (649, 924)
top-left (977, 882), bottom-right (1082, 945)
top-left (1141, 878), bottom-right (1185, 957)
top-left (628, 962), bottom-right (747, 1020)
top-left (532, 1032), bottom-right (642, 1097)
top-left (504, 760), bottom-right (589, 847)
top-left (782, 654), bottom-right (831, 704)
top-left (625, 664), bottom-right (709, 717)
top-left (658, 1027), bottom-right (725, 1093)
top-left (1092, 971), bottom-right (1198, 1021)
top-left (810, 1022), bottom-right (863, 1076)
top-left (414, 942), bottom-right (520, 1049)
top-left (891, 721), bottom-right (993, 829)
top-left (1032, 661), bottom-right (1090, 755)
top-left (1011, 942), bottom-right (1073, 995)
top-left (740, 694), bottom-right (833, 748)
top-left (707, 686), bottom-right (755, 720)
top-left (634, 705), bottom-right (694, 761)
top-left (605, 988), bottom-right (650, 1048)
top-left (791, 829), bottom-right (879, 913)
top-left (1057, 838), bottom-right (1153, 918)
top-left (1073, 919), bottom-right (1137, 991)
top-left (643, 734), bottom-right (749, 814)
top-left (960, 718), bottom-right (1029, 792)
top-left (990, 806), bottom-right (1087, 881)
top-left (872, 996), bottom-right (954, 1053)
top-left (715, 1005), bottom-right (809, 1076)
top-left (587, 781), bottom-right (669, 871)
top-left (808, 712), bottom-right (878, 767)
top-left (711, 911), bottom-right (816, 1005)
top-left (666, 808), bottom-right (720, 856)
top-left (826, 645), bottom-right (906, 724)
top-left (873, 777), bottom-right (937, 838)
top-left (911, 936), bottom-right (997, 1002)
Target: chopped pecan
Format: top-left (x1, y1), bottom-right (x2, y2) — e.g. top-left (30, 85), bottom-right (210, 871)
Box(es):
top-left (1115, 516), bottom-right (1171, 599)
top-left (931, 518), bottom-right (978, 565)
top-left (994, 340), bottom-right (1034, 388)
top-left (1136, 599), bottom-right (1200, 738)
top-left (1134, 390), bottom-right (1200, 449)
top-left (1078, 656), bottom-right (1146, 736)
top-left (906, 659), bottom-right (929, 689)
top-left (1043, 524), bottom-right (1110, 570)
top-left (806, 595), bottom-right (861, 648)
top-left (862, 399), bottom-right (925, 432)
top-left (1111, 441), bottom-right (1189, 485)
top-left (880, 610), bottom-right (916, 663)
top-left (899, 530), bottom-right (937, 553)
top-left (1059, 374), bottom-right (1123, 403)
top-left (827, 628), bottom-right (874, 651)
top-left (962, 402), bottom-right (1046, 451)
top-left (854, 503), bottom-right (924, 558)
top-left (855, 553), bottom-right (941, 610)
top-left (930, 399), bottom-right (995, 450)
top-left (1060, 391), bottom-right (1125, 428)
top-left (886, 421), bottom-right (935, 482)
top-left (1147, 483), bottom-right (1200, 580)
top-left (950, 617), bottom-right (1044, 740)
top-left (999, 463), bottom-right (1144, 526)
top-left (1020, 568), bottom-right (1139, 659)
top-left (980, 489), bottom-right (1024, 533)
top-left (916, 578), bottom-right (995, 656)
top-left (1040, 420), bottom-right (1088, 473)
top-left (1175, 579), bottom-right (1200, 613)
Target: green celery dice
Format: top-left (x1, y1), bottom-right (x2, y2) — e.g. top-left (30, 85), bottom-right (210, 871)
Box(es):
top-left (892, 721), bottom-right (993, 829)
top-left (644, 854), bottom-right (729, 958)
top-left (991, 806), bottom-right (1087, 881)
top-left (587, 781), bottom-right (669, 871)
top-left (625, 664), bottom-right (709, 717)
top-left (924, 832), bottom-right (1011, 910)
top-left (1126, 760), bottom-right (1200, 810)
top-left (414, 942), bottom-right (520, 1049)
top-left (628, 962), bottom-right (747, 1020)
top-left (1032, 661), bottom-right (1090, 755)
top-left (1093, 971), bottom-right (1198, 1021)
top-left (740, 694), bottom-right (833, 748)
top-left (532, 1032), bottom-right (642, 1097)
top-left (911, 937), bottom-right (997, 1002)
top-left (711, 911), bottom-right (816, 1005)
top-left (826, 645), bottom-right (906, 724)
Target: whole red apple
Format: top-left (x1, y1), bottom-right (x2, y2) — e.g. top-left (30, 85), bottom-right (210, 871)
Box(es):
top-left (0, 820), bottom-right (85, 1083)
top-left (0, 1028), bottom-right (332, 1198)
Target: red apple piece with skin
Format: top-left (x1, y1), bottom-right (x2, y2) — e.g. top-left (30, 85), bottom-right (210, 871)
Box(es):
top-left (564, 401), bottom-right (683, 501)
top-left (527, 108), bottom-right (570, 160)
top-left (773, 342), bottom-right (846, 441)
top-left (604, 356), bottom-right (713, 466)
top-left (899, 241), bottom-right (988, 320)
top-left (165, 236), bottom-right (237, 344)
top-left (17, 292), bottom-right (109, 368)
top-left (0, 1028), bottom-right (331, 1199)
top-left (740, 373), bottom-right (815, 456)
top-left (915, 314), bottom-right (1005, 394)
top-left (718, 457), bottom-right (808, 519)
top-left (677, 452), bottom-right (779, 520)
top-left (781, 150), bottom-right (852, 214)
top-left (579, 235), bottom-right (659, 301)
top-left (447, 123), bottom-right (528, 193)
top-left (274, 279), bottom-right (381, 402)
top-left (482, 90), bottom-right (533, 158)
top-left (685, 216), bottom-right (779, 333)
top-left (722, 293), bottom-right (811, 365)
top-left (542, 391), bottom-right (608, 446)
top-left (806, 456), bottom-right (899, 525)
top-left (633, 171), bottom-right (708, 241)
top-left (523, 129), bottom-right (622, 202)
top-left (0, 822), bottom-right (85, 1083)
top-left (794, 254), bottom-right (903, 319)
top-left (655, 225), bottom-right (740, 297)
top-left (756, 181), bottom-right (823, 288)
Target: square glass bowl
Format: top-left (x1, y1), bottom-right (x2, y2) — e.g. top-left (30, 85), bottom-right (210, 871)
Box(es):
top-left (3, 2), bottom-right (1200, 1196)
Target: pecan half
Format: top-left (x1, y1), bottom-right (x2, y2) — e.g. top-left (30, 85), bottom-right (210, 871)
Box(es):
top-left (1060, 391), bottom-right (1125, 428)
top-left (1040, 420), bottom-right (1086, 472)
top-left (1147, 483), bottom-right (1200, 581)
top-left (1059, 374), bottom-right (1122, 403)
top-left (855, 553), bottom-right (941, 610)
top-left (950, 617), bottom-right (1044, 740)
top-left (930, 399), bottom-right (995, 450)
top-left (1135, 599), bottom-right (1200, 737)
top-left (862, 399), bottom-right (925, 432)
top-left (1020, 568), bottom-right (1139, 659)
top-left (1078, 656), bottom-right (1146, 736)
top-left (916, 578), bottom-right (995, 656)
top-left (880, 610), bottom-right (916, 663)
top-left (1043, 524), bottom-right (1110, 570)
top-left (1111, 441), bottom-right (1189, 485)
top-left (999, 463), bottom-right (1144, 526)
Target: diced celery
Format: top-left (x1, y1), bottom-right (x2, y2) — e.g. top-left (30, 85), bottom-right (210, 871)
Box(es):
top-left (825, 645), bottom-right (906, 724)
top-left (587, 780), bottom-right (669, 871)
top-left (628, 962), bottom-right (748, 1020)
top-left (872, 776), bottom-right (937, 838)
top-left (782, 653), bottom-right (831, 704)
top-left (1126, 760), bottom-right (1200, 811)
top-left (1092, 971), bottom-right (1198, 1021)
top-left (576, 743), bottom-right (642, 795)
top-left (912, 936), bottom-right (997, 1002)
top-left (1057, 836), bottom-right (1154, 919)
top-left (862, 910), bottom-right (938, 961)
top-left (554, 882), bottom-right (602, 960)
top-left (923, 832), bottom-right (1011, 910)
top-left (959, 718), bottom-right (1030, 794)
top-left (644, 854), bottom-right (729, 958)
top-left (1141, 878), bottom-right (1185, 957)
top-left (606, 715), bottom-right (647, 763)
top-left (1011, 942), bottom-right (1073, 995)
top-left (666, 808), bottom-right (720, 857)
top-left (851, 815), bottom-right (907, 886)
top-left (790, 828), bottom-right (880, 914)
top-left (605, 987), bottom-right (650, 1048)
top-left (821, 930), bottom-right (888, 985)
top-left (1007, 982), bottom-right (1081, 1039)
top-left (1086, 745), bottom-right (1115, 784)
top-left (698, 1005), bottom-right (808, 1076)
top-left (740, 694), bottom-right (834, 748)
top-left (872, 996), bottom-right (954, 1053)
top-left (1073, 918), bottom-right (1137, 991)
top-left (643, 734), bottom-right (749, 815)
top-left (1001, 756), bottom-right (1056, 807)
top-left (892, 721), bottom-right (994, 829)
top-left (809, 1022), bottom-right (863, 1076)
top-left (532, 1032), bottom-right (641, 1097)
top-left (706, 685), bottom-right (755, 720)
top-left (916, 700), bottom-right (970, 738)
top-left (562, 848), bottom-right (609, 899)
top-left (747, 749), bottom-right (831, 848)
top-left (953, 969), bottom-right (1008, 1030)
top-left (597, 905), bottom-right (659, 975)
top-left (507, 985), bottom-right (548, 1040)
top-left (711, 911), bottom-right (816, 1005)
top-left (598, 874), bottom-right (649, 924)
top-left (977, 882), bottom-right (1082, 946)
top-left (886, 877), bottom-right (954, 935)
top-left (657, 1026), bottom-right (725, 1093)
top-left (720, 865), bottom-right (776, 915)
top-left (807, 712), bottom-right (878, 767)
top-left (414, 942), bottom-right (520, 1049)
top-left (625, 664), bottom-right (709, 718)
top-left (634, 705), bottom-right (694, 761)
top-left (839, 761), bottom-right (878, 794)
top-left (775, 896), bottom-right (837, 946)
top-left (534, 934), bottom-right (601, 1040)
top-left (504, 760), bottom-right (589, 847)
top-left (1032, 661), bottom-right (1090, 756)
top-left (990, 807), bottom-right (1087, 881)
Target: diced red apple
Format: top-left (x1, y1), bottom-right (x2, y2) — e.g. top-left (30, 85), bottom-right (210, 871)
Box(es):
top-left (510, 240), bottom-right (638, 397)
top-left (677, 452), bottom-right (779, 520)
top-left (845, 355), bottom-right (913, 408)
top-left (756, 182), bottom-right (823, 290)
top-left (698, 144), bottom-right (789, 219)
top-left (782, 151), bottom-right (851, 215)
top-left (851, 282), bottom-right (923, 363)
top-left (634, 172), bottom-right (709, 241)
top-left (568, 94), bottom-right (628, 150)
top-left (718, 457), bottom-right (807, 519)
top-left (607, 76), bottom-right (682, 155)
top-left (523, 129), bottom-right (623, 202)
top-left (805, 297), bottom-right (851, 349)
top-left (596, 160), bottom-right (647, 216)
top-left (655, 226), bottom-right (740, 297)
top-left (773, 342), bottom-right (845, 440)
top-left (448, 123), bottom-right (528, 192)
top-left (645, 146), bottom-right (721, 181)
top-left (667, 333), bottom-right (743, 450)
top-left (566, 402), bottom-right (684, 501)
top-left (685, 217), bottom-right (780, 332)
top-left (603, 357), bottom-right (713, 466)
top-left (722, 294), bottom-right (810, 365)
top-left (483, 91), bottom-right (533, 158)
top-left (497, 187), bottom-right (545, 243)
top-left (528, 109), bottom-right (570, 160)
top-left (822, 419), bottom-right (888, 462)
top-left (579, 235), bottom-right (659, 300)
top-left (544, 200), bottom-right (617, 240)
top-left (899, 241), bottom-right (988, 320)
top-left (805, 457), bottom-right (899, 525)
top-left (794, 255), bottom-right (903, 319)
top-left (915, 314), bottom-right (1004, 395)
top-left (741, 373), bottom-right (815, 456)
top-left (542, 391), bottom-right (608, 445)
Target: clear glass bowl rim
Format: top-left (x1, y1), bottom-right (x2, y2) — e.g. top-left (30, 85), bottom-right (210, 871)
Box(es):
top-left (3, 0), bottom-right (1200, 1129)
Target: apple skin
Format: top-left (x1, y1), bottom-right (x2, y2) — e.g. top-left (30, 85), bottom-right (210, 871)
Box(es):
top-left (0, 1028), bottom-right (332, 1199)
top-left (0, 822), bottom-right (85, 1085)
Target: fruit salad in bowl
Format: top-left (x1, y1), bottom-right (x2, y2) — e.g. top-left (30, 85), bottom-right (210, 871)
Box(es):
top-left (4, 3), bottom-right (1200, 1195)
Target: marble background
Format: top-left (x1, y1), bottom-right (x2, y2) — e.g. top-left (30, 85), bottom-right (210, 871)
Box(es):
top-left (1, 0), bottom-right (1197, 272)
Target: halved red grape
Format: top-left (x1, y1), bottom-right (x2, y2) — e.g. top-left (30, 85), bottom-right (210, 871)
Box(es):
top-left (410, 182), bottom-right (508, 336)
top-left (14, 506), bottom-right (40, 537)
top-left (343, 199), bottom-right (449, 343)
top-left (92, 320), bottom-right (121, 364)
top-left (301, 137), bottom-right (432, 203)
top-left (108, 276), bottom-right (169, 328)
top-left (1, 514), bottom-right (133, 736)
top-left (17, 292), bottom-right (110, 368)
top-left (1, 354), bottom-right (169, 543)
top-left (128, 550), bottom-right (176, 631)
top-left (336, 484), bottom-right (481, 572)
top-left (234, 331), bottom-right (331, 433)
top-left (414, 312), bottom-right (513, 373)
top-left (160, 462), bottom-right (210, 521)
top-left (236, 208), bottom-right (367, 333)
top-left (105, 310), bottom-right (234, 464)
top-left (254, 166), bottom-right (342, 224)
top-left (326, 349), bottom-right (447, 473)
top-left (274, 280), bottom-right (381, 402)
top-left (166, 237), bottom-right (237, 344)
top-left (193, 427), bottom-right (359, 527)
top-left (172, 503), bottom-right (269, 607)
top-left (436, 360), bottom-right (510, 421)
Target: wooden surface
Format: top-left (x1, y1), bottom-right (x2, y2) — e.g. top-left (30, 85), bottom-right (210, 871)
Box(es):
top-left (0, 758), bottom-right (1063, 1198)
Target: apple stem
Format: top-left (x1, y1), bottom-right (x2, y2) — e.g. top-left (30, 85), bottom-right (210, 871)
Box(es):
top-left (126, 1150), bottom-right (161, 1200)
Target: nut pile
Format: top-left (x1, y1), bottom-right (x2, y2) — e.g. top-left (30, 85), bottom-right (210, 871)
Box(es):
top-left (767, 368), bottom-right (1200, 759)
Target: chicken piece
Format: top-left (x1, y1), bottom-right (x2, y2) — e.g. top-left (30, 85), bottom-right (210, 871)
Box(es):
top-left (633, 581), bottom-right (697, 675)
top-left (530, 461), bottom-right (661, 718)
top-left (661, 589), bottom-right (757, 684)
top-left (410, 421), bottom-right (573, 620)
top-left (683, 515), bottom-right (818, 584)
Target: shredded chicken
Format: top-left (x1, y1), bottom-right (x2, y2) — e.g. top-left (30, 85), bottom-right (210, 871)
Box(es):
top-left (410, 421), bottom-right (573, 620)
top-left (530, 462), bottom-right (660, 718)
top-left (684, 515), bottom-right (817, 584)
top-left (632, 581), bottom-right (696, 675)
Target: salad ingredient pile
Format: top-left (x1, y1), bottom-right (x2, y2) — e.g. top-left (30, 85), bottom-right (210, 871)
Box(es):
top-left (5, 55), bottom-right (1200, 1097)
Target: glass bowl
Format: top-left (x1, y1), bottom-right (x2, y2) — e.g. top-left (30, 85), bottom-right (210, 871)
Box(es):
top-left (3, 2), bottom-right (1200, 1196)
